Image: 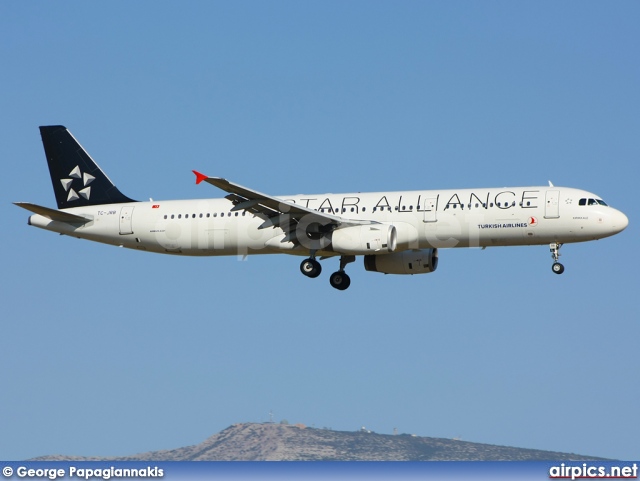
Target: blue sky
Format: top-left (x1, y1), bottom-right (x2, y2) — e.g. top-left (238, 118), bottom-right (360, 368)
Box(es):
top-left (1, 1), bottom-right (638, 461)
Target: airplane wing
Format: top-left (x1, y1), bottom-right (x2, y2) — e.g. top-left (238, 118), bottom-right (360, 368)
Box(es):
top-left (193, 171), bottom-right (375, 231)
top-left (14, 202), bottom-right (92, 223)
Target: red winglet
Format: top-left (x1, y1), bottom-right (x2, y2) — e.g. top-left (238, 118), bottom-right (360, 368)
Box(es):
top-left (193, 170), bottom-right (208, 185)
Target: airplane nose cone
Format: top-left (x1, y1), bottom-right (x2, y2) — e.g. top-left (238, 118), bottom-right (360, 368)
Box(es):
top-left (612, 209), bottom-right (629, 234)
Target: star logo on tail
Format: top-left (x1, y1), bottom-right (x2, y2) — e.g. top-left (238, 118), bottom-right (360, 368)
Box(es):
top-left (60, 166), bottom-right (95, 202)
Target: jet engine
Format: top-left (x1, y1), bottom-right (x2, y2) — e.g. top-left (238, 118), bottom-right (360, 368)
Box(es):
top-left (330, 224), bottom-right (397, 255)
top-left (364, 248), bottom-right (438, 275)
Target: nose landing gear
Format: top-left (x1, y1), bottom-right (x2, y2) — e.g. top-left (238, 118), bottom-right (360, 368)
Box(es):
top-left (550, 243), bottom-right (565, 274)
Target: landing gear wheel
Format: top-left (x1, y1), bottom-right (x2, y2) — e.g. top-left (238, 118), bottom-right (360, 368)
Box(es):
top-left (329, 271), bottom-right (351, 290)
top-left (300, 258), bottom-right (322, 278)
top-left (549, 243), bottom-right (565, 275)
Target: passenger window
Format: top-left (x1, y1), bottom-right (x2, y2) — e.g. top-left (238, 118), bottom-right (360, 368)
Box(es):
top-left (164, 215), bottom-right (167, 219)
top-left (171, 215), bottom-right (175, 219)
top-left (362, 207), bottom-right (366, 212)
top-left (178, 214), bottom-right (182, 219)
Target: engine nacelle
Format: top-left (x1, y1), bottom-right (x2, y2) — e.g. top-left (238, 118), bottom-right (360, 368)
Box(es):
top-left (331, 225), bottom-right (397, 255)
top-left (364, 248), bottom-right (438, 275)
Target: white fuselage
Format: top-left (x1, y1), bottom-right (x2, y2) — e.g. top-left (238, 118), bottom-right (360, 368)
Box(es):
top-left (27, 185), bottom-right (628, 258)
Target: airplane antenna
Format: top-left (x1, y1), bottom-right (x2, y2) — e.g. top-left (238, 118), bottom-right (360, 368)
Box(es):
top-left (548, 180), bottom-right (554, 187)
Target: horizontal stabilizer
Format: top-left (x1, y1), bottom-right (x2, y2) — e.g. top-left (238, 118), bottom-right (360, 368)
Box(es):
top-left (14, 202), bottom-right (91, 224)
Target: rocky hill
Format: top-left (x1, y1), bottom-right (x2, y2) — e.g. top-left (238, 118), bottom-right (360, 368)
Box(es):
top-left (31, 422), bottom-right (606, 461)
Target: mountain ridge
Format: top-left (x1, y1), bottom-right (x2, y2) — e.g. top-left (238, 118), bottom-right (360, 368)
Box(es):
top-left (30, 422), bottom-right (608, 461)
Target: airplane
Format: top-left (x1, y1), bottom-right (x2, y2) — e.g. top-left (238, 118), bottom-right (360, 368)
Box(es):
top-left (15, 125), bottom-right (628, 290)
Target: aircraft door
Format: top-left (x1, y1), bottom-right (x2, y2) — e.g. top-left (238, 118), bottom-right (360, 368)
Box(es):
top-left (544, 190), bottom-right (560, 219)
top-left (119, 206), bottom-right (134, 235)
top-left (423, 197), bottom-right (438, 223)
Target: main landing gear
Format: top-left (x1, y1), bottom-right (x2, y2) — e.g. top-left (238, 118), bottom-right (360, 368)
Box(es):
top-left (300, 253), bottom-right (355, 290)
top-left (300, 256), bottom-right (322, 278)
top-left (550, 242), bottom-right (565, 275)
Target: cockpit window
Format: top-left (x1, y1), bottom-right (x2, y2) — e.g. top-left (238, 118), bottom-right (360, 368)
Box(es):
top-left (580, 198), bottom-right (608, 206)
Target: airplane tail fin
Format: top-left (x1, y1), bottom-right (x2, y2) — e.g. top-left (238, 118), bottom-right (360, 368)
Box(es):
top-left (39, 125), bottom-right (136, 209)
